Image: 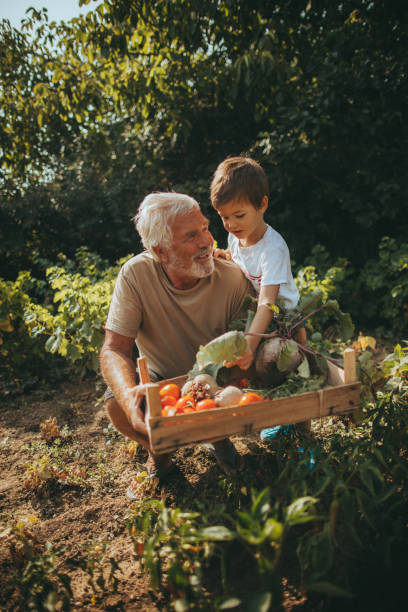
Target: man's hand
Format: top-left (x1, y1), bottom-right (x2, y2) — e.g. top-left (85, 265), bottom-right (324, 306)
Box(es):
top-left (123, 384), bottom-right (150, 436)
top-left (224, 348), bottom-right (254, 371)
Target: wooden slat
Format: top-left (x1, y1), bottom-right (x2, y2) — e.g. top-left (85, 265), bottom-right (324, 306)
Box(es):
top-left (343, 348), bottom-right (357, 383)
top-left (158, 375), bottom-right (188, 388)
top-left (145, 383), bottom-right (162, 418)
top-left (137, 357), bottom-right (151, 384)
top-left (147, 382), bottom-right (360, 454)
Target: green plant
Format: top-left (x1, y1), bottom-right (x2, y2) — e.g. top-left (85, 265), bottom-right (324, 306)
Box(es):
top-left (224, 291), bottom-right (354, 391)
top-left (359, 237), bottom-right (408, 334)
top-left (0, 271), bottom-right (57, 393)
top-left (79, 540), bottom-right (120, 598)
top-left (89, 452), bottom-right (118, 492)
top-left (273, 386), bottom-right (408, 606)
top-left (0, 515), bottom-right (41, 565)
top-left (126, 491), bottom-right (319, 610)
top-left (24, 249), bottom-right (132, 373)
top-left (8, 541), bottom-right (72, 611)
top-left (381, 341), bottom-right (408, 397)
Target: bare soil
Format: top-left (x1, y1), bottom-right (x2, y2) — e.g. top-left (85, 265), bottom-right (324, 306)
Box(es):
top-left (0, 376), bottom-right (344, 611)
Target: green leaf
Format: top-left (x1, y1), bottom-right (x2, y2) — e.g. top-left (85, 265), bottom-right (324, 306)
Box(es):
top-left (219, 598), bottom-right (241, 610)
top-left (297, 357), bottom-right (311, 378)
top-left (298, 292), bottom-right (324, 316)
top-left (198, 526), bottom-right (235, 541)
top-left (241, 592), bottom-right (272, 612)
top-left (195, 331), bottom-right (247, 369)
top-left (285, 496), bottom-right (319, 526)
top-left (321, 300), bottom-right (354, 340)
top-left (277, 339), bottom-right (299, 372)
top-left (251, 488), bottom-right (271, 519)
top-left (264, 518), bottom-right (284, 542)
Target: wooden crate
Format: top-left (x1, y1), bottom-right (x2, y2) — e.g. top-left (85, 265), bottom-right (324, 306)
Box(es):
top-left (141, 348), bottom-right (360, 455)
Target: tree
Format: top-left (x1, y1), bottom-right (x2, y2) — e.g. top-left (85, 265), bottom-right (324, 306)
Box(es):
top-left (1, 0), bottom-right (407, 277)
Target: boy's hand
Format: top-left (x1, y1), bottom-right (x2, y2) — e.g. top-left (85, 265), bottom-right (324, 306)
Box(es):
top-left (223, 348), bottom-right (254, 371)
top-left (213, 248), bottom-right (231, 261)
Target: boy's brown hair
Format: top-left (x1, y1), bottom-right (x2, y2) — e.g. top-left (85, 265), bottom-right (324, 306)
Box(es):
top-left (210, 156), bottom-right (269, 210)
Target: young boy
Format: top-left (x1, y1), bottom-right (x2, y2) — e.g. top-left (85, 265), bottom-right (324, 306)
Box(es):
top-left (210, 155), bottom-right (306, 371)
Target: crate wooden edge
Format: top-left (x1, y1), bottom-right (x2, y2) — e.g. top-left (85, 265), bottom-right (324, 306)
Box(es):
top-left (145, 348), bottom-right (359, 454)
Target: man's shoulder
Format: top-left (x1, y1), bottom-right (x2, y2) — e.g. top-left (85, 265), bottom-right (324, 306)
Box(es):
top-left (214, 257), bottom-right (243, 275)
top-left (121, 251), bottom-right (156, 274)
top-left (213, 258), bottom-right (250, 286)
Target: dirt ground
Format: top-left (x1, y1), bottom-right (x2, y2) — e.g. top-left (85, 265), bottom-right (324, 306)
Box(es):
top-left (0, 376), bottom-right (342, 611)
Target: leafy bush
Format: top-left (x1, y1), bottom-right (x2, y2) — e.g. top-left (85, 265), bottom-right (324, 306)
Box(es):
top-left (358, 237), bottom-right (408, 335)
top-left (126, 491), bottom-right (319, 609)
top-left (24, 249), bottom-right (131, 374)
top-left (295, 238), bottom-right (408, 336)
top-left (0, 271), bottom-right (59, 394)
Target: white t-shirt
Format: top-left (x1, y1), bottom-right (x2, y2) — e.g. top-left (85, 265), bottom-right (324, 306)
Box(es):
top-left (228, 224), bottom-right (299, 310)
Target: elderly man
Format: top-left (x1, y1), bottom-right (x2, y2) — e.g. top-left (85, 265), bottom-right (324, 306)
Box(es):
top-left (100, 192), bottom-right (252, 497)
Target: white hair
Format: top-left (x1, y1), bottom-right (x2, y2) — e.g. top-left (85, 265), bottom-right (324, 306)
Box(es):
top-left (133, 192), bottom-right (200, 259)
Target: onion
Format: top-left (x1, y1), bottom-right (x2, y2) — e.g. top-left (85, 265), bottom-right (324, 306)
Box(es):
top-left (214, 386), bottom-right (244, 407)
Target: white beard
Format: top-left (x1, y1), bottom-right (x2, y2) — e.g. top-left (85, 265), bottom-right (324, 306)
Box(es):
top-left (167, 249), bottom-right (214, 279)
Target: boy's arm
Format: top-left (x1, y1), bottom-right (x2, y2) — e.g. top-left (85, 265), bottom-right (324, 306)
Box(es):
top-left (224, 284), bottom-right (279, 370)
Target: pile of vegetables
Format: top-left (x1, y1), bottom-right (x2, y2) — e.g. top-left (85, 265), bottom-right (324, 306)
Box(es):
top-left (159, 375), bottom-right (264, 417)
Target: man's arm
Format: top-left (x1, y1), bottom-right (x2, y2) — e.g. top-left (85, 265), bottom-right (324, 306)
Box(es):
top-left (99, 329), bottom-right (148, 435)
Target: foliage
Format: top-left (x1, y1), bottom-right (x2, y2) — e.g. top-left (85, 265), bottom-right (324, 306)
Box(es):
top-left (190, 331), bottom-right (248, 381)
top-left (126, 491), bottom-right (318, 609)
top-left (0, 271), bottom-right (63, 395)
top-left (0, 272), bottom-right (44, 368)
top-left (7, 541), bottom-right (72, 612)
top-left (228, 290), bottom-right (353, 391)
top-left (23, 249), bottom-right (130, 374)
top-left (358, 237), bottom-right (408, 334)
top-left (294, 239), bottom-right (408, 336)
top-left (381, 341), bottom-right (408, 396)
top-left (1, 1), bottom-right (407, 279)
top-left (0, 515), bottom-right (41, 565)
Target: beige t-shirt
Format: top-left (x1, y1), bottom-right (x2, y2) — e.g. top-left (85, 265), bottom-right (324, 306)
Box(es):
top-left (106, 253), bottom-right (252, 379)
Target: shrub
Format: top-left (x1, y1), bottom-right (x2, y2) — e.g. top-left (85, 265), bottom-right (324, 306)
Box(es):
top-left (24, 249), bottom-right (132, 374)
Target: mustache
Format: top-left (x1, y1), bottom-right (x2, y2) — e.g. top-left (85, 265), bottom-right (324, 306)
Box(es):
top-left (194, 248), bottom-right (212, 259)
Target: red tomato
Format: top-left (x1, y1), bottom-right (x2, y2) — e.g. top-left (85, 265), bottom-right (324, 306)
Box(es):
top-left (196, 399), bottom-right (217, 411)
top-left (238, 392), bottom-right (264, 405)
top-left (175, 395), bottom-right (196, 414)
top-left (159, 384), bottom-right (180, 400)
top-left (160, 395), bottom-right (177, 407)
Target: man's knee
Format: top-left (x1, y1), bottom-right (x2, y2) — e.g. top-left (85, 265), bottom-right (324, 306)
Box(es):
top-left (105, 397), bottom-right (121, 421)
